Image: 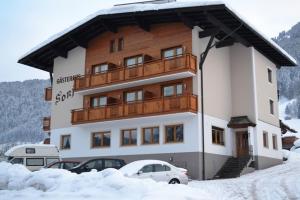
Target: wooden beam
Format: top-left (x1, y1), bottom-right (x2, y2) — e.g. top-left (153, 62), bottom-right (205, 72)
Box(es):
top-left (69, 35), bottom-right (88, 48)
top-left (177, 12), bottom-right (194, 29)
top-left (99, 19), bottom-right (118, 33)
top-left (198, 27), bottom-right (220, 38)
top-left (51, 46), bottom-right (68, 58)
top-left (215, 38), bottom-right (235, 48)
top-left (205, 12), bottom-right (250, 47)
top-left (134, 16), bottom-right (150, 32)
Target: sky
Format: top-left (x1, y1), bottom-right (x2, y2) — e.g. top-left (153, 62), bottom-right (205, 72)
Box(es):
top-left (0, 0), bottom-right (300, 82)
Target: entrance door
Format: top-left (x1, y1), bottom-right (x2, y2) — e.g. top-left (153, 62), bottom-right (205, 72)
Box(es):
top-left (236, 131), bottom-right (249, 157)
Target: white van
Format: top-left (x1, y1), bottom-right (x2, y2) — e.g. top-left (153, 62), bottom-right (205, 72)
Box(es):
top-left (5, 144), bottom-right (60, 171)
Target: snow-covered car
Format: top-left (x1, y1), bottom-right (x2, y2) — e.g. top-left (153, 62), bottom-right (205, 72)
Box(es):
top-left (119, 160), bottom-right (188, 184)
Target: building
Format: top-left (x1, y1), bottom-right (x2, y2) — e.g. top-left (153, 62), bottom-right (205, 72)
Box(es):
top-left (18, 1), bottom-right (297, 179)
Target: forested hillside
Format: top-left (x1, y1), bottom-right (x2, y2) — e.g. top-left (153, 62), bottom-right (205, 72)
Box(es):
top-left (0, 79), bottom-right (50, 154)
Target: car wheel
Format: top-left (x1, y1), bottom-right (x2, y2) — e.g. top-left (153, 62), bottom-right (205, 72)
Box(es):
top-left (169, 178), bottom-right (180, 184)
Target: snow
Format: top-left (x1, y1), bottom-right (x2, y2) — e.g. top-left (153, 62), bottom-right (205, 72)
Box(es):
top-left (19, 0), bottom-right (297, 65)
top-left (120, 159), bottom-right (173, 176)
top-left (279, 98), bottom-right (300, 136)
top-left (4, 144), bottom-right (57, 156)
top-left (1, 152), bottom-right (300, 200)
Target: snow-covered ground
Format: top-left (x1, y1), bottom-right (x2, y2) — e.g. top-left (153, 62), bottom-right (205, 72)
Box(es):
top-left (279, 98), bottom-right (300, 135)
top-left (1, 151), bottom-right (300, 200)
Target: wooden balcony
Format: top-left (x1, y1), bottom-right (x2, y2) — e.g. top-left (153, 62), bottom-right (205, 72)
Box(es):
top-left (45, 87), bottom-right (52, 101)
top-left (43, 117), bottom-right (51, 131)
top-left (74, 54), bottom-right (197, 92)
top-left (71, 94), bottom-right (197, 124)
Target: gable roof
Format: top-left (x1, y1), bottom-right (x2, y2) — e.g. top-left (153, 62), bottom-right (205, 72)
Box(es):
top-left (18, 1), bottom-right (297, 73)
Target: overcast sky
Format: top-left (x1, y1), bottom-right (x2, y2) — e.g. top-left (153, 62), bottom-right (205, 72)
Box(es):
top-left (0, 0), bottom-right (300, 82)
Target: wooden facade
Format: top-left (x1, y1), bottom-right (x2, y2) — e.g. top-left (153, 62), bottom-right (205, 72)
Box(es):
top-left (44, 87), bottom-right (52, 101)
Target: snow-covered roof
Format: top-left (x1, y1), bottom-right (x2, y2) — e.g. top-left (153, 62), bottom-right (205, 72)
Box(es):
top-left (4, 144), bottom-right (57, 156)
top-left (282, 131), bottom-right (300, 139)
top-left (18, 0), bottom-right (297, 71)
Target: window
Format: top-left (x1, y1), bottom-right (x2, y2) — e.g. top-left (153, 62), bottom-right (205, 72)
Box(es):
top-left (164, 165), bottom-right (171, 171)
top-left (121, 129), bottom-right (137, 146)
top-left (64, 162), bottom-right (79, 169)
top-left (269, 99), bottom-right (274, 115)
top-left (49, 163), bottom-right (60, 169)
top-left (91, 96), bottom-right (107, 107)
top-left (125, 55), bottom-right (143, 68)
top-left (126, 90), bottom-right (143, 102)
top-left (25, 148), bottom-right (35, 154)
top-left (140, 165), bottom-right (153, 173)
top-left (104, 160), bottom-right (122, 168)
top-left (268, 68), bottom-right (272, 83)
top-left (10, 158), bottom-right (24, 164)
top-left (46, 158), bottom-right (59, 165)
top-left (162, 46), bottom-right (183, 59)
top-left (61, 135), bottom-right (71, 150)
top-left (272, 134), bottom-right (278, 150)
top-left (110, 40), bottom-right (116, 53)
top-left (118, 38), bottom-right (124, 51)
top-left (163, 84), bottom-right (183, 97)
top-left (165, 124), bottom-right (184, 143)
top-left (142, 127), bottom-right (159, 144)
top-left (91, 132), bottom-right (111, 148)
top-left (212, 126), bottom-right (225, 145)
top-left (153, 164), bottom-right (165, 172)
top-left (26, 158), bottom-right (44, 166)
top-left (92, 64), bottom-right (108, 74)
top-left (263, 131), bottom-right (269, 148)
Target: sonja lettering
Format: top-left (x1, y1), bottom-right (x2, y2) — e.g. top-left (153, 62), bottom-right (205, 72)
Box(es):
top-left (55, 90), bottom-right (74, 105)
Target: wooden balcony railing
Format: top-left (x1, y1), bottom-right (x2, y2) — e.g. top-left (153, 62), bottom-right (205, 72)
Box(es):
top-left (45, 87), bottom-right (52, 101)
top-left (74, 53), bottom-right (197, 91)
top-left (71, 94), bottom-right (198, 124)
top-left (43, 117), bottom-right (51, 131)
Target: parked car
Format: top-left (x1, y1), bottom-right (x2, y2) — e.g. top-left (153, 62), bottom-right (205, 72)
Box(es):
top-left (5, 144), bottom-right (60, 171)
top-left (69, 158), bottom-right (126, 174)
top-left (46, 161), bottom-right (80, 170)
top-left (119, 160), bottom-right (188, 184)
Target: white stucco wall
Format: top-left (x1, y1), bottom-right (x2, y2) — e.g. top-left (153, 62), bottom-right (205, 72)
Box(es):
top-left (51, 47), bottom-right (86, 129)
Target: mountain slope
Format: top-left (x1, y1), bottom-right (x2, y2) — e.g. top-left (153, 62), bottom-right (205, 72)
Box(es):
top-left (0, 79), bottom-right (50, 147)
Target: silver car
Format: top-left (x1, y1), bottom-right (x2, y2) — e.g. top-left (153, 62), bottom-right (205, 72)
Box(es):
top-left (119, 160), bottom-right (188, 184)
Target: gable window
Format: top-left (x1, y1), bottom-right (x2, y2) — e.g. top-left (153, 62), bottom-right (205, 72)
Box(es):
top-left (91, 132), bottom-right (111, 148)
top-left (121, 129), bottom-right (137, 146)
top-left (162, 46), bottom-right (183, 59)
top-left (110, 40), bottom-right (116, 53)
top-left (125, 55), bottom-right (143, 68)
top-left (118, 38), bottom-right (124, 51)
top-left (269, 99), bottom-right (274, 115)
top-left (92, 64), bottom-right (108, 74)
top-left (142, 127), bottom-right (159, 144)
top-left (165, 124), bottom-right (183, 143)
top-left (163, 84), bottom-right (183, 97)
top-left (126, 90), bottom-right (143, 102)
top-left (268, 68), bottom-right (272, 83)
top-left (212, 126), bottom-right (225, 145)
top-left (272, 134), bottom-right (278, 150)
top-left (91, 96), bottom-right (107, 107)
top-left (263, 131), bottom-right (268, 148)
top-left (25, 148), bottom-right (35, 154)
top-left (61, 135), bottom-right (71, 150)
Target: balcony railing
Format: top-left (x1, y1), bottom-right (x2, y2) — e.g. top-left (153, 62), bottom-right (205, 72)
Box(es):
top-left (74, 53), bottom-right (197, 91)
top-left (43, 117), bottom-right (51, 131)
top-left (71, 94), bottom-right (197, 124)
top-left (45, 87), bottom-right (52, 101)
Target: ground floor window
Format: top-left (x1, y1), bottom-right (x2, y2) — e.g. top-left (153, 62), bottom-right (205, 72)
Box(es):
top-left (165, 124), bottom-right (183, 143)
top-left (142, 127), bottom-right (159, 144)
top-left (212, 126), bottom-right (225, 145)
top-left (263, 131), bottom-right (269, 148)
top-left (61, 135), bottom-right (71, 150)
top-left (91, 132), bottom-right (111, 148)
top-left (121, 129), bottom-right (137, 146)
top-left (272, 134), bottom-right (278, 150)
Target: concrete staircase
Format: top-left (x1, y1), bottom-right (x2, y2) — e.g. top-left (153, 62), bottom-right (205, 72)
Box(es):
top-left (213, 156), bottom-right (252, 179)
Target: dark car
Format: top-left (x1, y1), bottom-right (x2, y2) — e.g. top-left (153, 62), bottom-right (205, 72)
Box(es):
top-left (69, 158), bottom-right (126, 174)
top-left (46, 161), bottom-right (80, 170)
